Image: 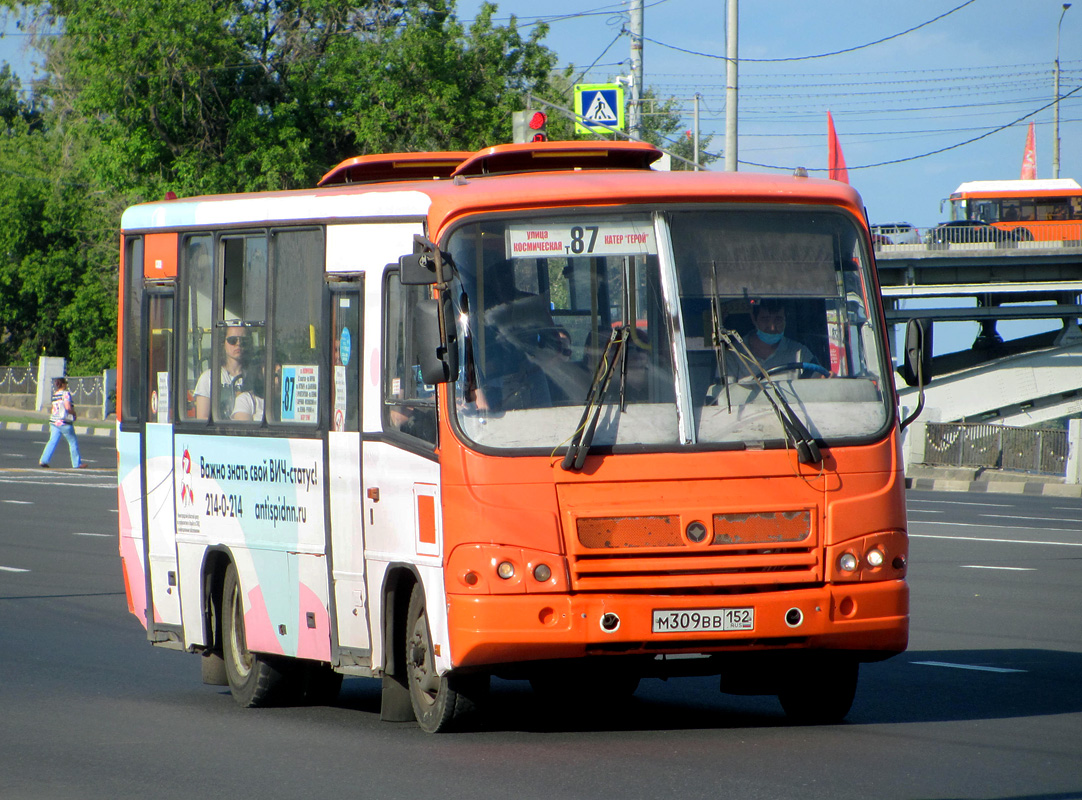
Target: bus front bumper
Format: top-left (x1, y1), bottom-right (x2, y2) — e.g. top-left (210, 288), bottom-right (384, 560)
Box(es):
top-left (446, 580), bottom-right (908, 669)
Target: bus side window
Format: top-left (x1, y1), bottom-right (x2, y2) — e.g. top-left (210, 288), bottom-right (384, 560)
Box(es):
top-left (183, 235), bottom-right (213, 420)
top-left (218, 234), bottom-right (267, 424)
top-left (383, 273), bottom-right (437, 445)
top-left (268, 228), bottom-right (323, 426)
top-left (121, 236), bottom-right (144, 423)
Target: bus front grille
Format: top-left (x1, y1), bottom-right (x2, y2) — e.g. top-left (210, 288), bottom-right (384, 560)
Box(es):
top-left (569, 510), bottom-right (821, 592)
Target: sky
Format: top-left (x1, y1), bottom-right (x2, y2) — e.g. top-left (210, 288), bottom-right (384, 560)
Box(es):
top-left (454, 0), bottom-right (1081, 229)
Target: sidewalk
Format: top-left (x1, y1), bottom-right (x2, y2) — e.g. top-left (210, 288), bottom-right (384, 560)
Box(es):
top-left (904, 464), bottom-right (1082, 498)
top-left (0, 404), bottom-right (116, 439)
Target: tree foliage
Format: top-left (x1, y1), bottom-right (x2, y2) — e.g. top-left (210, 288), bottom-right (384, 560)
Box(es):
top-left (0, 0), bottom-right (697, 373)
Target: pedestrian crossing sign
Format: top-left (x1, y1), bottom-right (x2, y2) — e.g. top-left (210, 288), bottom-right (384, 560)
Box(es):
top-left (574, 83), bottom-right (625, 135)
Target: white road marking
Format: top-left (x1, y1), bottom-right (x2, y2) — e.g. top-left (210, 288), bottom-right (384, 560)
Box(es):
top-left (912, 520), bottom-right (1082, 534)
top-left (980, 513), bottom-right (1081, 523)
top-left (72, 532), bottom-right (110, 538)
top-left (912, 661), bottom-right (1026, 674)
top-left (907, 500), bottom-right (1015, 508)
top-left (0, 566), bottom-right (30, 573)
top-left (912, 533), bottom-right (1082, 547)
top-left (960, 565), bottom-right (1036, 571)
top-left (2, 500), bottom-right (33, 504)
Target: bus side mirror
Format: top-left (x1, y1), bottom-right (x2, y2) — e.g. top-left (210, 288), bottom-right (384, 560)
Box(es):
top-left (414, 296), bottom-right (459, 385)
top-left (399, 236), bottom-right (439, 285)
top-left (901, 318), bottom-right (933, 387)
top-left (899, 318), bottom-right (932, 430)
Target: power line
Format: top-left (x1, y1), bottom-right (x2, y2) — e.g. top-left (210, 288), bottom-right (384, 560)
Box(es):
top-left (640, 0), bottom-right (979, 63)
top-left (733, 85), bottom-right (1082, 173)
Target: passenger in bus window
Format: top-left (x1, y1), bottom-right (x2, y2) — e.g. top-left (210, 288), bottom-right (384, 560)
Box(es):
top-left (193, 325), bottom-right (248, 419)
top-left (232, 361), bottom-right (265, 422)
top-left (718, 299), bottom-right (822, 383)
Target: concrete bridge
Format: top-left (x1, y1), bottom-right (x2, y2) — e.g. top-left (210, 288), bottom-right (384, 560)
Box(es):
top-left (877, 241), bottom-right (1082, 425)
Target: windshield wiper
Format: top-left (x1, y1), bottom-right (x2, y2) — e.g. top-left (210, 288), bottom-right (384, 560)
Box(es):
top-left (561, 326), bottom-right (629, 471)
top-left (714, 326), bottom-right (822, 465)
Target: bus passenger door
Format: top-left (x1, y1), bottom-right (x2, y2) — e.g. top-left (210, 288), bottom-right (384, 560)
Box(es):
top-left (326, 281), bottom-right (371, 658)
top-left (142, 287), bottom-right (183, 632)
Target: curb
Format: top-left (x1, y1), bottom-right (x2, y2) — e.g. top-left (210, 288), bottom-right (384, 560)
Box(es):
top-left (905, 476), bottom-right (1082, 498)
top-left (0, 419), bottom-right (115, 438)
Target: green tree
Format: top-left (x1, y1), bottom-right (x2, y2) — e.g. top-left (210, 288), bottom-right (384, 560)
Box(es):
top-left (0, 0), bottom-right (561, 372)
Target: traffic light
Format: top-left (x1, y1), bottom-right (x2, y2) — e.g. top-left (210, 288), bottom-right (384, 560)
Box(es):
top-left (512, 110), bottom-right (548, 143)
top-left (527, 110), bottom-right (547, 142)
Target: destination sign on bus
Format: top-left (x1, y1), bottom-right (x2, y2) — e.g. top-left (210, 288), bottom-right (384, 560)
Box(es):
top-left (506, 221), bottom-right (656, 259)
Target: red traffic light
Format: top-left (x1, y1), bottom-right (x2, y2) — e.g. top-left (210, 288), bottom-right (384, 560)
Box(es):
top-left (528, 111), bottom-right (547, 130)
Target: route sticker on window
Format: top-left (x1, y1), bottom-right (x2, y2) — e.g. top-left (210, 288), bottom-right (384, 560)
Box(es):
top-left (506, 221), bottom-right (656, 259)
top-left (280, 365), bottom-right (319, 422)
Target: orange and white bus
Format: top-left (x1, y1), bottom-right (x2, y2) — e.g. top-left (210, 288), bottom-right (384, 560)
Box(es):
top-left (947, 178), bottom-right (1082, 241)
top-left (118, 140), bottom-right (909, 732)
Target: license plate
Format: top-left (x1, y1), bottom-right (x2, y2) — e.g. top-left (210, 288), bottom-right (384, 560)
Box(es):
top-left (651, 607), bottom-right (754, 633)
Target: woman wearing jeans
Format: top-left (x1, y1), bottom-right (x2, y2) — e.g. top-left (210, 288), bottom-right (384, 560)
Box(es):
top-left (39, 377), bottom-right (84, 468)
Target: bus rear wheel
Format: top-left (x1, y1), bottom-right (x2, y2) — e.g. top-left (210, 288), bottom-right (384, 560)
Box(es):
top-left (777, 655), bottom-right (858, 725)
top-left (222, 563), bottom-right (288, 707)
top-left (405, 583), bottom-right (486, 733)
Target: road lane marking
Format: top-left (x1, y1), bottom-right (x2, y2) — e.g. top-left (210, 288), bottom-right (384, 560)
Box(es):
top-left (72, 532), bottom-right (110, 538)
top-left (912, 533), bottom-right (1082, 547)
top-left (0, 566), bottom-right (30, 573)
top-left (960, 565), bottom-right (1036, 571)
top-left (913, 534), bottom-right (1082, 547)
top-left (907, 500), bottom-right (1015, 508)
top-left (912, 661), bottom-right (1026, 674)
top-left (2, 500), bottom-right (33, 504)
top-left (980, 513), bottom-right (1082, 523)
top-left (912, 520), bottom-right (1082, 534)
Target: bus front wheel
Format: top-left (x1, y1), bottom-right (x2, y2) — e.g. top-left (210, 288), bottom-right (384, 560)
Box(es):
top-left (777, 655), bottom-right (858, 725)
top-left (222, 563), bottom-right (288, 707)
top-left (405, 583), bottom-right (487, 732)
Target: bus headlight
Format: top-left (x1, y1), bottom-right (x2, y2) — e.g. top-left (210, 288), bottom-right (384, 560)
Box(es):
top-left (446, 544), bottom-right (568, 594)
top-left (827, 530), bottom-right (907, 582)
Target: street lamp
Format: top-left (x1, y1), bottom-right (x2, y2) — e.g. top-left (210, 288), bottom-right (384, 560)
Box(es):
top-left (1054, 3), bottom-right (1072, 180)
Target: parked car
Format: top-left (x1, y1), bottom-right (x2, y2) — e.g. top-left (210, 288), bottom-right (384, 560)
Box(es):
top-left (928, 219), bottom-right (1033, 245)
top-left (870, 222), bottom-right (922, 245)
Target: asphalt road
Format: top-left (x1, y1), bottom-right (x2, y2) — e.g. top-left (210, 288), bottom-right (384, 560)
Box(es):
top-left (1, 427), bottom-right (1080, 800)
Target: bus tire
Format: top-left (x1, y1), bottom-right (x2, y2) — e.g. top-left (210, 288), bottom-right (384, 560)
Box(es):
top-left (777, 655), bottom-right (858, 725)
top-left (222, 563), bottom-right (287, 707)
top-left (405, 583), bottom-right (486, 733)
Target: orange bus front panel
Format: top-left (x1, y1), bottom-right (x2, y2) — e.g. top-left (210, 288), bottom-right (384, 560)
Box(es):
top-left (446, 580), bottom-right (908, 669)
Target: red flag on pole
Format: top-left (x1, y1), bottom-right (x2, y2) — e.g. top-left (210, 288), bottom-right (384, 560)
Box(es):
top-left (1020, 121), bottom-right (1037, 180)
top-left (827, 111), bottom-right (849, 183)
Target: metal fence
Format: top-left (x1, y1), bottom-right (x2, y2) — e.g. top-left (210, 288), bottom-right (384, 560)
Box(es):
top-left (0, 366), bottom-right (36, 395)
top-left (0, 367), bottom-right (103, 405)
top-left (925, 421), bottom-right (1069, 476)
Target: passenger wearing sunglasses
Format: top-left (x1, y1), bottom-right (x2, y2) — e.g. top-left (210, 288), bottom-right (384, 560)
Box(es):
top-left (193, 325), bottom-right (249, 419)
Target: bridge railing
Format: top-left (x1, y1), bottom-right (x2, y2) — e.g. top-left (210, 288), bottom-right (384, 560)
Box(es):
top-left (875, 221), bottom-right (1082, 250)
top-left (924, 421), bottom-right (1068, 476)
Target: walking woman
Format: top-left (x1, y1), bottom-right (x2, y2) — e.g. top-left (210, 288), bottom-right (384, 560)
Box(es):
top-left (39, 377), bottom-right (85, 468)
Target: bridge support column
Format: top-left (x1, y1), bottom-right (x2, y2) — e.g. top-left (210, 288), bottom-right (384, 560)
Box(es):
top-left (1066, 419), bottom-right (1082, 485)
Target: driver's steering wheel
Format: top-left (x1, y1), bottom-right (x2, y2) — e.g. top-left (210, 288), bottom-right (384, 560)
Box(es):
top-left (765, 361), bottom-right (832, 379)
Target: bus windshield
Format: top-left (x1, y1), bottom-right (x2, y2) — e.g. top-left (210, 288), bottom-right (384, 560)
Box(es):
top-left (446, 206), bottom-right (890, 452)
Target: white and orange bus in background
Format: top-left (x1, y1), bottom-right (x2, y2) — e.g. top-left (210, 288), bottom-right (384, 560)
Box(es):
top-left (947, 178), bottom-right (1082, 242)
top-left (118, 140), bottom-right (910, 732)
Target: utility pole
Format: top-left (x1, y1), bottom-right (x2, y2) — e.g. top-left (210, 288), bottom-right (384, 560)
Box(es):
top-left (725, 0), bottom-right (738, 171)
top-left (693, 93), bottom-right (701, 171)
top-left (1054, 3), bottom-right (1071, 179)
top-left (629, 0), bottom-right (644, 140)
